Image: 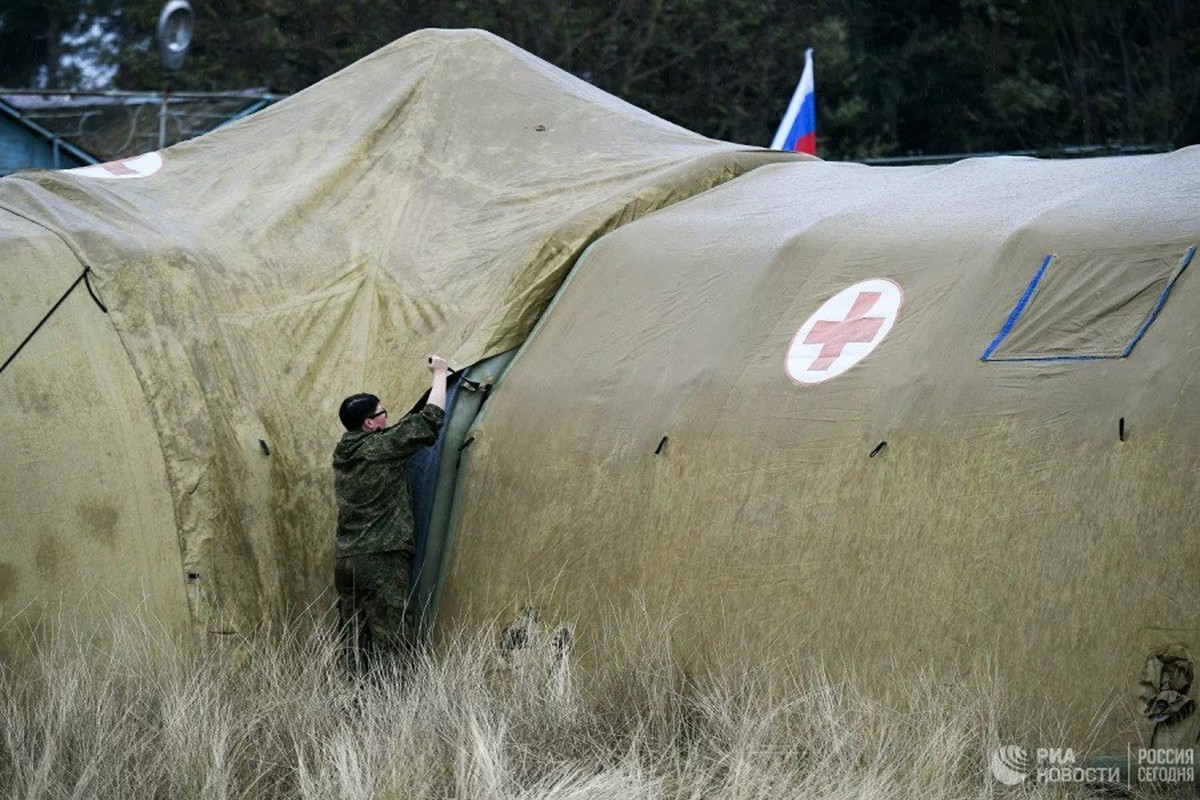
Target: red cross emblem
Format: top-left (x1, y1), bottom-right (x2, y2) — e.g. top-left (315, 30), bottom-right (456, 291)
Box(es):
top-left (66, 152), bottom-right (163, 180)
top-left (803, 291), bottom-right (885, 371)
top-left (787, 279), bottom-right (902, 384)
top-left (97, 157), bottom-right (142, 176)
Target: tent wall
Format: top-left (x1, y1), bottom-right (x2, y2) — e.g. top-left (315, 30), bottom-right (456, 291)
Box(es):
top-left (438, 150), bottom-right (1200, 748)
top-left (0, 211), bottom-right (188, 654)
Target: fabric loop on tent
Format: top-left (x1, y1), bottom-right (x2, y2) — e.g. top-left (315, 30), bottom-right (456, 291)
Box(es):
top-left (82, 267), bottom-right (108, 313)
top-left (1, 266), bottom-right (105, 376)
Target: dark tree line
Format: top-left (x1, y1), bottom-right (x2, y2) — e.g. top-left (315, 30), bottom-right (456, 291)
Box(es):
top-left (2, 0), bottom-right (1197, 159)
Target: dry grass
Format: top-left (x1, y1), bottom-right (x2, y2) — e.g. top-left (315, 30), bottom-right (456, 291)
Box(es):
top-left (0, 607), bottom-right (1183, 799)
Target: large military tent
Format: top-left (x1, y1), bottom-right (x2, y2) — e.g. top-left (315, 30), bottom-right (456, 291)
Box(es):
top-left (0, 29), bottom-right (793, 649)
top-left (437, 151), bottom-right (1200, 749)
top-left (3, 24), bottom-right (1197, 753)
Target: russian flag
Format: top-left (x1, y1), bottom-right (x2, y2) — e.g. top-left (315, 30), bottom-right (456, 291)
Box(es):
top-left (771, 48), bottom-right (816, 154)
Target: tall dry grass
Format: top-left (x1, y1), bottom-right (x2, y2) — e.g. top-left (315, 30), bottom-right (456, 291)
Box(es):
top-left (0, 607), bottom-right (1178, 799)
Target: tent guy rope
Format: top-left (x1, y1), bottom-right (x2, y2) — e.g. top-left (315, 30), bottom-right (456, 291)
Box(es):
top-left (0, 267), bottom-right (107, 375)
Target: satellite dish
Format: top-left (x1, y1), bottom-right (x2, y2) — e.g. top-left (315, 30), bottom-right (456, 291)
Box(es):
top-left (157, 0), bottom-right (194, 72)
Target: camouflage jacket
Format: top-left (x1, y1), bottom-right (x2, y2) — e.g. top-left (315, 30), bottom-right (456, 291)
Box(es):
top-left (332, 404), bottom-right (445, 558)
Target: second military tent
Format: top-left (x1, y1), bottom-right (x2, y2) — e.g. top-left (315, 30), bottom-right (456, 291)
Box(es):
top-left (439, 150), bottom-right (1200, 748)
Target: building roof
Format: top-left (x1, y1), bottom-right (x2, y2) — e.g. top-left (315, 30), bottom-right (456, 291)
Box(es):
top-left (0, 96), bottom-right (97, 173)
top-left (0, 88), bottom-right (284, 165)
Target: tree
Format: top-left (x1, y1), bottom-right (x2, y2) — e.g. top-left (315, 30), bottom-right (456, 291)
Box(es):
top-left (0, 0), bottom-right (119, 88)
top-left (6, 0), bottom-right (1198, 158)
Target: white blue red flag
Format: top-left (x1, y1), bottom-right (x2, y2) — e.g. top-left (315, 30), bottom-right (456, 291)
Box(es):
top-left (771, 48), bottom-right (816, 154)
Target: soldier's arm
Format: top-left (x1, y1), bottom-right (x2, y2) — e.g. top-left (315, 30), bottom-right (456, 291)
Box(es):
top-left (369, 355), bottom-right (449, 461)
top-left (375, 405), bottom-right (444, 461)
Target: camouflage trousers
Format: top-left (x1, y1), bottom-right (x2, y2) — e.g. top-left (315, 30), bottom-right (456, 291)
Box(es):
top-left (334, 551), bottom-right (418, 666)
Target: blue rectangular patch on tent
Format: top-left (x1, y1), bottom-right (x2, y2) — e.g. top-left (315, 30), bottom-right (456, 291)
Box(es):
top-left (982, 245), bottom-right (1195, 362)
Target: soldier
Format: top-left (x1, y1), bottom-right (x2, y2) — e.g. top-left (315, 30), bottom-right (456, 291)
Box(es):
top-left (333, 355), bottom-right (448, 665)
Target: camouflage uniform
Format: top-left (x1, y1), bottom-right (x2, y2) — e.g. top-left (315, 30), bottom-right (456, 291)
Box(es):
top-left (333, 404), bottom-right (444, 661)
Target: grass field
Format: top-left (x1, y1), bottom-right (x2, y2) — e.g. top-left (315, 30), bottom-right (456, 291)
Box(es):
top-left (0, 608), bottom-right (1186, 799)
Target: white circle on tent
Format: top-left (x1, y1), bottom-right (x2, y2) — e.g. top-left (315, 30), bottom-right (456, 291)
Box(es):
top-left (786, 278), bottom-right (903, 384)
top-left (65, 152), bottom-right (163, 180)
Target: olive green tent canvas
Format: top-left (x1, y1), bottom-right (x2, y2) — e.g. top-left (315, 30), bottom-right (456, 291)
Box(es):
top-left (0, 29), bottom-right (793, 647)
